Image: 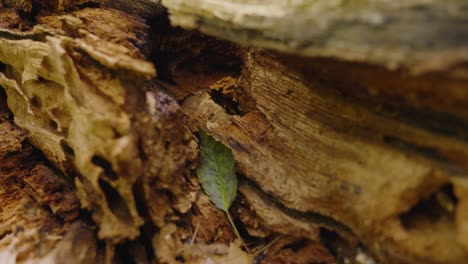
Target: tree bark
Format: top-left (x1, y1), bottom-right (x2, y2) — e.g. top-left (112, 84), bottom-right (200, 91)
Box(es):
top-left (0, 1), bottom-right (467, 263)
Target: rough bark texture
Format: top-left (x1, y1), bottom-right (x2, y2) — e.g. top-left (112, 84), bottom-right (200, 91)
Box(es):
top-left (0, 118), bottom-right (100, 263)
top-left (162, 0), bottom-right (468, 120)
top-left (162, 0), bottom-right (468, 75)
top-left (0, 0), bottom-right (467, 263)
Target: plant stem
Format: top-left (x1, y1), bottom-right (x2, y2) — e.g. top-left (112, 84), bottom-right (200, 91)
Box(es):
top-left (226, 211), bottom-right (252, 257)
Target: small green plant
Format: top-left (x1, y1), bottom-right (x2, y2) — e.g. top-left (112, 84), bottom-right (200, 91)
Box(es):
top-left (196, 129), bottom-right (249, 253)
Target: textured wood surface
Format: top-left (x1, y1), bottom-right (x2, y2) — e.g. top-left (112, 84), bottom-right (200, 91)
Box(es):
top-left (155, 7), bottom-right (468, 261)
top-left (176, 48), bottom-right (468, 264)
top-left (0, 121), bottom-right (100, 263)
top-left (162, 0), bottom-right (468, 75)
top-left (0, 1), bottom-right (467, 263)
top-left (162, 0), bottom-right (468, 124)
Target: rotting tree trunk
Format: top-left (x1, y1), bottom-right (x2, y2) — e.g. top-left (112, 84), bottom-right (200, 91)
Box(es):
top-left (0, 0), bottom-right (467, 263)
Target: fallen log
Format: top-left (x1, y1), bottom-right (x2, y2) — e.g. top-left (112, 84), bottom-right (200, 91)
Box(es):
top-left (0, 1), bottom-right (467, 263)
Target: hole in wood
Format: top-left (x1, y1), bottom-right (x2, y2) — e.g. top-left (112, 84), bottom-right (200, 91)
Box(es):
top-left (0, 89), bottom-right (12, 121)
top-left (98, 178), bottom-right (133, 225)
top-left (400, 184), bottom-right (457, 230)
top-left (60, 140), bottom-right (75, 158)
top-left (30, 95), bottom-right (42, 109)
top-left (92, 155), bottom-right (118, 181)
top-left (319, 228), bottom-right (355, 261)
top-left (48, 119), bottom-right (58, 130)
top-left (209, 89), bottom-right (245, 116)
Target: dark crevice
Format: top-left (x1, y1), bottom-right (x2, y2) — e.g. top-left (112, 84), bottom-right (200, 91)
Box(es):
top-left (136, 137), bottom-right (147, 162)
top-left (0, 86), bottom-right (13, 122)
top-left (30, 95), bottom-right (42, 109)
top-left (148, 12), bottom-right (242, 93)
top-left (383, 136), bottom-right (447, 162)
top-left (385, 104), bottom-right (468, 142)
top-left (115, 233), bottom-right (154, 264)
top-left (92, 155), bottom-right (118, 181)
top-left (14, 226), bottom-right (24, 235)
top-left (320, 229), bottom-right (357, 264)
top-left (0, 229), bottom-right (13, 242)
top-left (239, 176), bottom-right (356, 239)
top-left (400, 183), bottom-right (457, 230)
top-left (176, 49), bottom-right (241, 76)
top-left (60, 140), bottom-right (75, 158)
top-left (77, 208), bottom-right (97, 228)
top-left (146, 9), bottom-right (173, 84)
top-left (130, 176), bottom-right (156, 262)
top-left (74, 2), bottom-right (101, 9)
top-left (98, 179), bottom-right (133, 225)
top-left (115, 242), bottom-right (137, 264)
top-left (209, 89), bottom-right (245, 116)
top-left (132, 171), bottom-right (150, 218)
top-left (284, 238), bottom-right (307, 252)
top-left (383, 135), bottom-right (468, 176)
top-left (175, 255), bottom-right (186, 262)
top-left (48, 119), bottom-right (58, 131)
top-left (139, 222), bottom-right (157, 263)
top-left (228, 204), bottom-right (258, 247)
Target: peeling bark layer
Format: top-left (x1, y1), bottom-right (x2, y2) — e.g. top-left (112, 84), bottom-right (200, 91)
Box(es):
top-left (155, 11), bottom-right (468, 262)
top-left (162, 0), bottom-right (468, 75)
top-left (0, 8), bottom-right (153, 241)
top-left (162, 0), bottom-right (468, 121)
top-left (0, 120), bottom-right (100, 263)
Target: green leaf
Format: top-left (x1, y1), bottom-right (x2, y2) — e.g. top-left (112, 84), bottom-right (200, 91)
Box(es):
top-left (196, 129), bottom-right (237, 212)
top-left (196, 129), bottom-right (251, 257)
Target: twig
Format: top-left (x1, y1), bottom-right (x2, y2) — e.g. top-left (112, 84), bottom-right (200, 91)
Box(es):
top-left (254, 236), bottom-right (280, 257)
top-left (190, 222), bottom-right (200, 245)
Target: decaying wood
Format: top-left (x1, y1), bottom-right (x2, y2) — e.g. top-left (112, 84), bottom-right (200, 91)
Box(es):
top-left (162, 0), bottom-right (468, 75)
top-left (162, 0), bottom-right (468, 121)
top-left (0, 4), bottom-right (252, 264)
top-left (0, 1), bottom-right (467, 263)
top-left (0, 8), bottom-right (153, 242)
top-left (178, 50), bottom-right (468, 263)
top-left (0, 120), bottom-right (100, 263)
top-left (160, 1), bottom-right (468, 263)
top-left (102, 0), bottom-right (163, 19)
